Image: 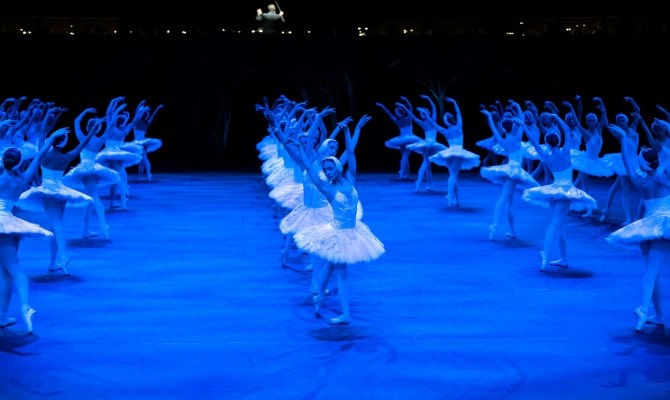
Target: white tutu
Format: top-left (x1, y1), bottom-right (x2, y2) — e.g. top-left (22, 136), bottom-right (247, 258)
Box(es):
top-left (429, 145), bottom-right (481, 170)
top-left (63, 157), bottom-right (120, 190)
top-left (385, 134), bottom-right (422, 150)
top-left (17, 167), bottom-right (93, 212)
top-left (269, 183), bottom-right (304, 210)
top-left (571, 152), bottom-right (614, 177)
top-left (522, 168), bottom-right (597, 211)
top-left (0, 199), bottom-right (52, 237)
top-left (481, 148), bottom-right (539, 190)
top-left (294, 189), bottom-right (384, 264)
top-left (607, 195), bottom-right (670, 247)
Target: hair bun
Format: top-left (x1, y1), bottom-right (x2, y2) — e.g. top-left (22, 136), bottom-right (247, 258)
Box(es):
top-left (2, 148), bottom-right (22, 170)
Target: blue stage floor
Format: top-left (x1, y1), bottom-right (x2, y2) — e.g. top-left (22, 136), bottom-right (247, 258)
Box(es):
top-left (1, 171), bottom-right (668, 400)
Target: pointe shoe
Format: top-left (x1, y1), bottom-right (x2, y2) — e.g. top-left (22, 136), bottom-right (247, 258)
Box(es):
top-left (505, 232), bottom-right (516, 239)
top-left (304, 264), bottom-right (313, 272)
top-left (539, 251), bottom-right (548, 271)
top-left (83, 231), bottom-right (99, 238)
top-left (599, 211), bottom-right (608, 222)
top-left (280, 249), bottom-right (289, 267)
top-left (22, 306), bottom-right (35, 334)
top-left (60, 257), bottom-right (71, 275)
top-left (48, 257), bottom-right (70, 276)
top-left (635, 307), bottom-right (665, 326)
top-left (488, 225), bottom-right (497, 240)
top-left (414, 181), bottom-right (421, 192)
top-left (634, 307), bottom-right (649, 333)
top-left (0, 315), bottom-right (17, 328)
top-left (548, 259), bottom-right (569, 268)
top-left (313, 295), bottom-right (323, 315)
top-left (582, 212), bottom-right (594, 218)
top-left (329, 315), bottom-right (351, 325)
top-left (100, 225), bottom-right (110, 241)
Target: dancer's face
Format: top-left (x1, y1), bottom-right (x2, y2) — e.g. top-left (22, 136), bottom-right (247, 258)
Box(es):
top-left (615, 113), bottom-right (628, 127)
top-left (586, 113), bottom-right (597, 127)
top-left (324, 142), bottom-right (338, 157)
top-left (322, 160), bottom-right (339, 182)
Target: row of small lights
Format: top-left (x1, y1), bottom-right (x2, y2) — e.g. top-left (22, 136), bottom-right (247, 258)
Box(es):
top-left (16, 21), bottom-right (593, 36)
top-left (16, 26), bottom-right (422, 36)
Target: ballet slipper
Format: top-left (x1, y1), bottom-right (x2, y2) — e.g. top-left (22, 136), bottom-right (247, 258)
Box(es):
top-left (635, 307), bottom-right (648, 333)
top-left (635, 307), bottom-right (665, 327)
top-left (21, 305), bottom-right (35, 335)
top-left (280, 249), bottom-right (289, 267)
top-left (313, 295), bottom-right (323, 315)
top-left (548, 259), bottom-right (569, 268)
top-left (329, 315), bottom-right (351, 325)
top-left (488, 225), bottom-right (497, 240)
top-left (539, 251), bottom-right (548, 271)
top-left (48, 257), bottom-right (70, 276)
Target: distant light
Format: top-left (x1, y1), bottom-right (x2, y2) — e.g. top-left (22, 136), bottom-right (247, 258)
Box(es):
top-left (505, 31), bottom-right (515, 36)
top-left (166, 29), bottom-right (171, 34)
top-left (519, 21), bottom-right (525, 25)
top-left (181, 30), bottom-right (187, 35)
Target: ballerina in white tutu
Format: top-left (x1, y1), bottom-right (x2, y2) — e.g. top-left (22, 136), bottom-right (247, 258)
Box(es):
top-left (293, 120), bottom-right (384, 325)
top-left (18, 125), bottom-right (97, 275)
top-left (0, 130), bottom-right (66, 333)
top-left (520, 112), bottom-right (597, 271)
top-left (427, 97), bottom-right (481, 207)
top-left (96, 97), bottom-right (142, 210)
top-left (599, 97), bottom-right (641, 225)
top-left (63, 108), bottom-right (120, 240)
top-left (480, 108), bottom-right (539, 240)
top-left (376, 97), bottom-right (422, 180)
top-left (281, 115), bottom-right (367, 292)
top-left (397, 95), bottom-right (448, 192)
top-left (130, 100), bottom-right (164, 181)
top-left (605, 126), bottom-right (670, 332)
top-left (566, 97), bottom-right (613, 218)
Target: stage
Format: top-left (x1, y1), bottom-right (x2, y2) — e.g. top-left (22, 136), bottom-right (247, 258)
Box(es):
top-left (0, 171), bottom-right (668, 400)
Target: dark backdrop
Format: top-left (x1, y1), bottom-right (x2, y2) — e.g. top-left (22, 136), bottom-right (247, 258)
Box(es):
top-left (4, 32), bottom-right (668, 172)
